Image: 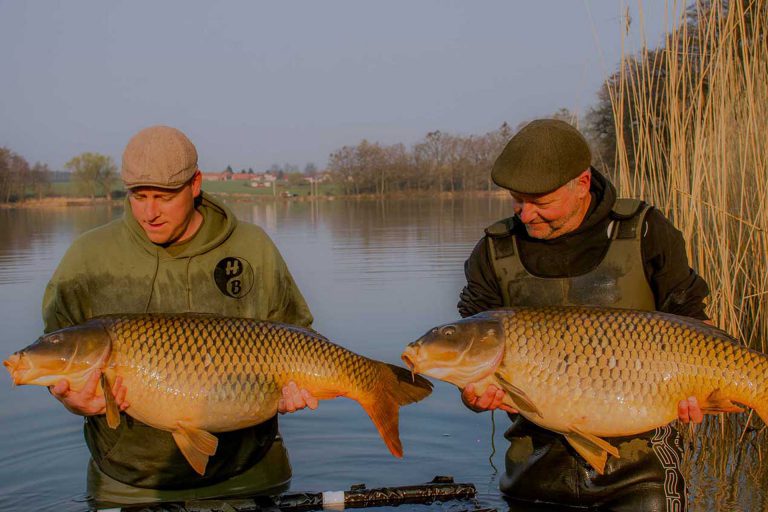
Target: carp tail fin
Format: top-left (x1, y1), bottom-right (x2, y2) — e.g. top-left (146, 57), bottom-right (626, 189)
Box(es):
top-left (358, 362), bottom-right (433, 458)
top-left (382, 363), bottom-right (433, 405)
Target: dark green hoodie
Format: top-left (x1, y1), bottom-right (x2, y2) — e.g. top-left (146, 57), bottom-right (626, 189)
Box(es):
top-left (42, 192), bottom-right (313, 489)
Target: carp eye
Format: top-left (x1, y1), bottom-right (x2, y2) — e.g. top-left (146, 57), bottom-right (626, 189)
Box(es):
top-left (441, 326), bottom-right (457, 336)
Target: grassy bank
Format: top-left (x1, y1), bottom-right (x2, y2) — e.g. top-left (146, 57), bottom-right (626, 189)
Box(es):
top-left (2, 184), bottom-right (506, 209)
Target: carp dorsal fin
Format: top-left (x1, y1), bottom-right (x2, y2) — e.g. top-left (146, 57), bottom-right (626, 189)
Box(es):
top-left (100, 373), bottom-right (121, 429)
top-left (172, 422), bottom-right (219, 476)
top-left (564, 425), bottom-right (620, 475)
top-left (701, 389), bottom-right (745, 414)
top-left (494, 373), bottom-right (543, 418)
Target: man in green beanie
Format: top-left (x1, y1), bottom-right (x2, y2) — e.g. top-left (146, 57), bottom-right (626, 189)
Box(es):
top-left (44, 125), bottom-right (317, 506)
top-left (458, 119), bottom-right (710, 511)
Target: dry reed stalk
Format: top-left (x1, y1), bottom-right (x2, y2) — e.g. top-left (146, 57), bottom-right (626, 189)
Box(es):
top-left (612, 0), bottom-right (768, 351)
top-left (609, 1), bottom-right (768, 505)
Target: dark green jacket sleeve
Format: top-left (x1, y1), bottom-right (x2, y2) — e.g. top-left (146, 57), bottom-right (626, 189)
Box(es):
top-left (642, 208), bottom-right (710, 320)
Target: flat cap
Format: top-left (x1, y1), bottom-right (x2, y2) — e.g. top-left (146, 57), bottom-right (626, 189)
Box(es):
top-left (122, 125), bottom-right (198, 189)
top-left (491, 119), bottom-right (591, 194)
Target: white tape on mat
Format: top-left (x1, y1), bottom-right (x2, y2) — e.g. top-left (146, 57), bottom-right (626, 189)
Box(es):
top-left (322, 490), bottom-right (346, 509)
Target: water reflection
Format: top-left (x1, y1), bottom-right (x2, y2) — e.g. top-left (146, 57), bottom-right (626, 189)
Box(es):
top-left (0, 196), bottom-right (765, 512)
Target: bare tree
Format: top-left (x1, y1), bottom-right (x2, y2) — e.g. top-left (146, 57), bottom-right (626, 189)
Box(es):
top-left (0, 147), bottom-right (10, 203)
top-left (2, 151), bottom-right (31, 203)
top-left (30, 163), bottom-right (52, 200)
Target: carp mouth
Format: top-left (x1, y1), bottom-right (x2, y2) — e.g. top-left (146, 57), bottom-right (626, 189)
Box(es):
top-left (3, 351), bottom-right (71, 387)
top-left (401, 352), bottom-right (417, 382)
top-left (3, 353), bottom-right (27, 385)
top-left (3, 339), bottom-right (111, 388)
top-left (401, 325), bottom-right (505, 386)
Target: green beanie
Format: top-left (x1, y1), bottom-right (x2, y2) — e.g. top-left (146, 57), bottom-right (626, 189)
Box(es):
top-left (491, 119), bottom-right (592, 194)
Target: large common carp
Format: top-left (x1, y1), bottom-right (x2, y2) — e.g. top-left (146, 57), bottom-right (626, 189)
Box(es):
top-left (4, 314), bottom-right (432, 475)
top-left (401, 306), bottom-right (768, 474)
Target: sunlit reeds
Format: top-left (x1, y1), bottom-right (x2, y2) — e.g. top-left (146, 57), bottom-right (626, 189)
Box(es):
top-left (612, 0), bottom-right (767, 353)
top-left (609, 0), bottom-right (768, 505)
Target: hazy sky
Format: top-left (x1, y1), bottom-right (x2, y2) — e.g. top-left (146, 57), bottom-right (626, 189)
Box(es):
top-left (0, 1), bottom-right (674, 172)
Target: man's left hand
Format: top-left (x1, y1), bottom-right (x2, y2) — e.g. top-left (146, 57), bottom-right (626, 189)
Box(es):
top-left (278, 381), bottom-right (318, 414)
top-left (678, 396), bottom-right (704, 424)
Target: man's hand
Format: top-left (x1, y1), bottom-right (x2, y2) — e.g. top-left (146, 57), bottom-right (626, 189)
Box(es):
top-left (49, 370), bottom-right (129, 416)
top-left (678, 396), bottom-right (704, 424)
top-left (461, 383), bottom-right (518, 414)
top-left (278, 381), bottom-right (318, 414)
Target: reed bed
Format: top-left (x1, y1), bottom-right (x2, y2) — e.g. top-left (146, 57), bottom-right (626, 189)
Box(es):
top-left (608, 0), bottom-right (768, 506)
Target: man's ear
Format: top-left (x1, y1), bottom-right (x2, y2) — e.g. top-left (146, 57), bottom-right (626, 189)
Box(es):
top-left (191, 170), bottom-right (203, 198)
top-left (575, 168), bottom-right (591, 197)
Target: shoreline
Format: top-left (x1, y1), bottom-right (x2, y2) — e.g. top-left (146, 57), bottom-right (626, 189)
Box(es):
top-left (0, 190), bottom-right (507, 209)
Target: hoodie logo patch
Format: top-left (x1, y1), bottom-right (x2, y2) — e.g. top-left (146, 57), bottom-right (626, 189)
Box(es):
top-left (214, 257), bottom-right (254, 299)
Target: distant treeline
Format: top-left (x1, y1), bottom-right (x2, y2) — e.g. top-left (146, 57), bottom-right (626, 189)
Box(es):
top-left (0, 149), bottom-right (118, 203)
top-left (326, 124), bottom-right (511, 196)
top-left (0, 148), bottom-right (52, 203)
top-left (325, 109), bottom-right (597, 196)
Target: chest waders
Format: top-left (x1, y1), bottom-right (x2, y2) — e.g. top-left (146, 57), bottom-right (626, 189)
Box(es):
top-left (486, 199), bottom-right (687, 512)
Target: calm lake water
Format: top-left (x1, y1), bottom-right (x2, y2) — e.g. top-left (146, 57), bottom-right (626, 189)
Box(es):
top-left (0, 196), bottom-right (765, 512)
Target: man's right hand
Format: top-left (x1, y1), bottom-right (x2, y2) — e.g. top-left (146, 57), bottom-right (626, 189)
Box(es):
top-left (461, 383), bottom-right (518, 413)
top-left (49, 370), bottom-right (129, 416)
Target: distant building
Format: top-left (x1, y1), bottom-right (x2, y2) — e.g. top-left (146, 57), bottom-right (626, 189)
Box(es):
top-left (202, 168), bottom-right (234, 181)
top-left (305, 172), bottom-right (331, 183)
top-left (202, 169), bottom-right (286, 189)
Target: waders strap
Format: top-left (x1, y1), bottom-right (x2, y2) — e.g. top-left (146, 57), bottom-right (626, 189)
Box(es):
top-left (610, 198), bottom-right (651, 240)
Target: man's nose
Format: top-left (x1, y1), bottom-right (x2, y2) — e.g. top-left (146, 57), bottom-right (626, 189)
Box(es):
top-left (516, 203), bottom-right (538, 223)
top-left (144, 200), bottom-right (160, 219)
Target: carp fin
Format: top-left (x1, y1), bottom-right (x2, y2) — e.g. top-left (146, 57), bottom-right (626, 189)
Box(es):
top-left (100, 373), bottom-right (120, 429)
top-left (494, 373), bottom-right (542, 418)
top-left (564, 426), bottom-right (619, 475)
top-left (172, 422), bottom-right (219, 476)
top-left (701, 389), bottom-right (745, 414)
top-left (306, 389), bottom-right (345, 400)
top-left (357, 362), bottom-right (433, 458)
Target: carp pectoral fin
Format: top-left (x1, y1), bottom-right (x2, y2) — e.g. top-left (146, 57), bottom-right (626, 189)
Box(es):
top-left (172, 422), bottom-right (219, 476)
top-left (701, 389), bottom-right (745, 414)
top-left (564, 426), bottom-right (619, 476)
top-left (100, 373), bottom-right (120, 429)
top-left (494, 373), bottom-right (542, 418)
top-left (308, 389), bottom-right (344, 400)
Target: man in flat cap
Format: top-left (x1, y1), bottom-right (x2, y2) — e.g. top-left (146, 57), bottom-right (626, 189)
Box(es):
top-left (43, 125), bottom-right (316, 505)
top-left (457, 119), bottom-right (710, 511)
